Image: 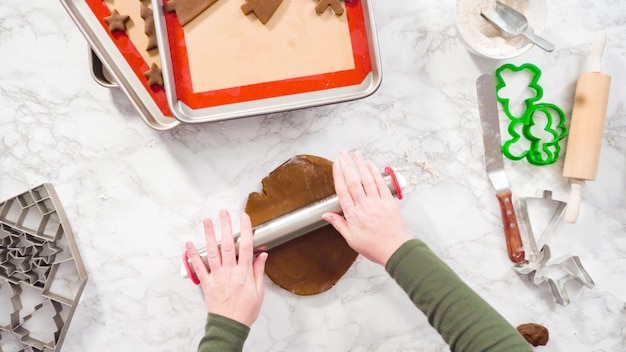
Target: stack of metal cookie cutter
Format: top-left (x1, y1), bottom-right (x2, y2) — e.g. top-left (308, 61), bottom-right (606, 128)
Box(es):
top-left (0, 184), bottom-right (87, 352)
top-left (513, 190), bottom-right (594, 305)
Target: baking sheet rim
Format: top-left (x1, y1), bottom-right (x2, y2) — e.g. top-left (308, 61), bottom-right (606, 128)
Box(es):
top-left (60, 0), bottom-right (180, 131)
top-left (152, 0), bottom-right (383, 124)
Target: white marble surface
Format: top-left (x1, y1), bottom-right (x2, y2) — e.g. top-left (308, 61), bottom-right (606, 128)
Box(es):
top-left (1, 0), bottom-right (625, 351)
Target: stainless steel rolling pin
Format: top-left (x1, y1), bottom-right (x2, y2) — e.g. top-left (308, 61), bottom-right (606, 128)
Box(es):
top-left (182, 167), bottom-right (406, 284)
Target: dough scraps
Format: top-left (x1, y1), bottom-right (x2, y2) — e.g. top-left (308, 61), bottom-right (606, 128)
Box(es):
top-left (104, 9), bottom-right (130, 33)
top-left (517, 323), bottom-right (549, 346)
top-left (245, 155), bottom-right (357, 295)
top-left (241, 0), bottom-right (284, 25)
top-left (165, 0), bottom-right (219, 27)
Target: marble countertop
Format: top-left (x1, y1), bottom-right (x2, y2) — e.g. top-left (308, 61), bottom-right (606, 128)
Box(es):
top-left (1, 0), bottom-right (625, 351)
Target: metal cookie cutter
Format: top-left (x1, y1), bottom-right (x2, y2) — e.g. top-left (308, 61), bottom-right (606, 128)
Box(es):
top-left (0, 184), bottom-right (87, 351)
top-left (513, 190), bottom-right (595, 305)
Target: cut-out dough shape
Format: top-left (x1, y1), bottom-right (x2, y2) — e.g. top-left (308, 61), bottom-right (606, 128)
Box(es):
top-left (241, 0), bottom-right (284, 25)
top-left (140, 4), bottom-right (158, 51)
top-left (143, 63), bottom-right (163, 87)
top-left (245, 155), bottom-right (357, 295)
top-left (315, 0), bottom-right (351, 16)
top-left (165, 0), bottom-right (219, 27)
top-left (104, 9), bottom-right (130, 33)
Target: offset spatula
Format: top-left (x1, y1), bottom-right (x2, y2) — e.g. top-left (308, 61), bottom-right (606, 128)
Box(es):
top-left (476, 74), bottom-right (525, 263)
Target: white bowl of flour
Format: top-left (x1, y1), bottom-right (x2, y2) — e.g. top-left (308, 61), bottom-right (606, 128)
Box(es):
top-left (456, 0), bottom-right (547, 59)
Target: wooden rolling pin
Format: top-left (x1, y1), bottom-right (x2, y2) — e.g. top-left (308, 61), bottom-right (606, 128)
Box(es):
top-left (563, 31), bottom-right (612, 223)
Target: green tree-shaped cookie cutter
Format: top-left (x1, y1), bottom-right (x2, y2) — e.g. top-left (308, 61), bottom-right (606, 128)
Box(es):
top-left (494, 63), bottom-right (568, 166)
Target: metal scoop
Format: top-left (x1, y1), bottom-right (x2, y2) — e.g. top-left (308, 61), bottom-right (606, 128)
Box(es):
top-left (481, 1), bottom-right (555, 52)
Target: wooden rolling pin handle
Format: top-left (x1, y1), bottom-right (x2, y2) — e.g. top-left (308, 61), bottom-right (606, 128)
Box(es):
top-left (496, 191), bottom-right (525, 263)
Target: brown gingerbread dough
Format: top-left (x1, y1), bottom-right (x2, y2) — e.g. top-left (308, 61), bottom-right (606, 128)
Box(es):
top-left (143, 63), bottom-right (163, 86)
top-left (315, 0), bottom-right (351, 16)
top-left (245, 155), bottom-right (357, 295)
top-left (517, 323), bottom-right (549, 347)
top-left (241, 0), bottom-right (284, 25)
top-left (104, 9), bottom-right (130, 33)
top-left (140, 4), bottom-right (157, 51)
top-left (165, 0), bottom-right (218, 27)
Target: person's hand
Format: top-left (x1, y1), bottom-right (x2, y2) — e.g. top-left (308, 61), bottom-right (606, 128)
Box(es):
top-left (186, 210), bottom-right (268, 327)
top-left (322, 151), bottom-right (411, 266)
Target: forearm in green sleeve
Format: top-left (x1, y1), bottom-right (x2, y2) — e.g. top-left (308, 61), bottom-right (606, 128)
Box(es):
top-left (198, 313), bottom-right (250, 352)
top-left (385, 239), bottom-right (532, 352)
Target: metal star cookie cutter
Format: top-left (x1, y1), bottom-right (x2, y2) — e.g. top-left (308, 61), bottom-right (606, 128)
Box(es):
top-left (513, 190), bottom-right (595, 305)
top-left (0, 184), bottom-right (87, 351)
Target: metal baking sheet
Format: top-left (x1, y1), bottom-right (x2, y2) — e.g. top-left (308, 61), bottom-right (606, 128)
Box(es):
top-left (152, 0), bottom-right (382, 124)
top-left (60, 0), bottom-right (180, 130)
top-left (88, 48), bottom-right (117, 88)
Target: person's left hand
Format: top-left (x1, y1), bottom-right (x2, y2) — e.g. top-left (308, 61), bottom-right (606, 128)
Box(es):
top-left (186, 210), bottom-right (268, 327)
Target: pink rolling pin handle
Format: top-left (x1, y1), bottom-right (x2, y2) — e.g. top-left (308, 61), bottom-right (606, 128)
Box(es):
top-left (182, 250), bottom-right (201, 285)
top-left (384, 166), bottom-right (403, 200)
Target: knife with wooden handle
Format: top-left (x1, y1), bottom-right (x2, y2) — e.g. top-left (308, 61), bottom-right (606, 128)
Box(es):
top-left (476, 74), bottom-right (525, 263)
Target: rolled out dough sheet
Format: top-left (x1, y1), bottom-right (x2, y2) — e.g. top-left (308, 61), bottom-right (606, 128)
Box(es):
top-left (245, 155), bottom-right (357, 296)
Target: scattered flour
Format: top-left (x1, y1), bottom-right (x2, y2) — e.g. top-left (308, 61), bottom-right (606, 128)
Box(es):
top-left (400, 147), bottom-right (441, 186)
top-left (416, 160), bottom-right (440, 178)
top-left (456, 0), bottom-right (531, 57)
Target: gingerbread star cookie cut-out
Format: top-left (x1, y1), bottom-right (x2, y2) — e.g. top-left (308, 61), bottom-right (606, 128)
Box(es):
top-left (241, 0), bottom-right (284, 25)
top-left (165, 0), bottom-right (218, 27)
top-left (104, 9), bottom-right (130, 33)
top-left (144, 63), bottom-right (163, 87)
top-left (140, 4), bottom-right (158, 51)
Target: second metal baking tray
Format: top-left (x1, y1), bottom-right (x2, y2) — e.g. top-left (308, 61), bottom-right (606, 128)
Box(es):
top-left (60, 0), bottom-right (180, 130)
top-left (152, 0), bottom-right (382, 124)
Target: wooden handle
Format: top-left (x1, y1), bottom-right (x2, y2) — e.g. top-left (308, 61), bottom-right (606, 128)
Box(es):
top-left (496, 191), bottom-right (525, 263)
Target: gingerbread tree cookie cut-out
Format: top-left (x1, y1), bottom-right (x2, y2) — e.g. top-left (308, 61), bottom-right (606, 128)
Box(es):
top-left (140, 4), bottom-right (157, 51)
top-left (104, 9), bottom-right (130, 33)
top-left (241, 0), bottom-right (284, 25)
top-left (165, 0), bottom-right (218, 27)
top-left (144, 63), bottom-right (163, 87)
top-left (315, 0), bottom-right (351, 16)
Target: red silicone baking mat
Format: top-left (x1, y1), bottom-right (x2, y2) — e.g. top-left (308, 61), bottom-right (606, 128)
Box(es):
top-left (84, 0), bottom-right (172, 118)
top-left (167, 2), bottom-right (372, 108)
top-left (153, 0), bottom-right (381, 123)
top-left (62, 0), bottom-right (180, 129)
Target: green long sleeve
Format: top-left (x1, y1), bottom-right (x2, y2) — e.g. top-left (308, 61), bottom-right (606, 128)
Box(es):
top-left (385, 239), bottom-right (532, 352)
top-left (198, 313), bottom-right (249, 352)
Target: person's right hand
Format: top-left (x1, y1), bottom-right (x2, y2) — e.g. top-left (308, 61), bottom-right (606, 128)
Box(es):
top-left (322, 151), bottom-right (412, 266)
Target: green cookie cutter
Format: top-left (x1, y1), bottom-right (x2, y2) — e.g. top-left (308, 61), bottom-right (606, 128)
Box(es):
top-left (495, 63), bottom-right (544, 121)
top-left (495, 63), bottom-right (568, 166)
top-left (502, 103), bottom-right (568, 166)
